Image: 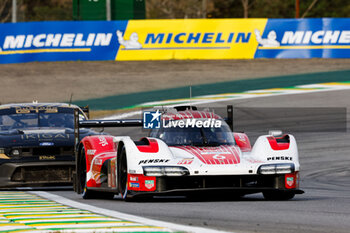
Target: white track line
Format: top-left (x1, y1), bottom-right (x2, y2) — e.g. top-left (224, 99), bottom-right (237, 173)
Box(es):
top-left (30, 191), bottom-right (233, 233)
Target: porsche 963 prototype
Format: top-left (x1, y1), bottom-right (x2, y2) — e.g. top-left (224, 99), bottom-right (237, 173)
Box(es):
top-left (74, 105), bottom-right (303, 201)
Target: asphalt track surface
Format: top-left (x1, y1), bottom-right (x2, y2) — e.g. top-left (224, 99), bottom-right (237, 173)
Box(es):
top-left (46, 90), bottom-right (350, 233)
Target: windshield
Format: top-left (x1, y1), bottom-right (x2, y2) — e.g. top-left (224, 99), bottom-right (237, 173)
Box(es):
top-left (0, 113), bottom-right (74, 130)
top-left (150, 120), bottom-right (235, 146)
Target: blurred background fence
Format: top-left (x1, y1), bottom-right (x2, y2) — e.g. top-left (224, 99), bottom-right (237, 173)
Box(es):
top-left (0, 0), bottom-right (349, 23)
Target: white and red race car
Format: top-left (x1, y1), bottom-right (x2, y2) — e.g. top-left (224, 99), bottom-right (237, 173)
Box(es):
top-left (73, 106), bottom-right (303, 200)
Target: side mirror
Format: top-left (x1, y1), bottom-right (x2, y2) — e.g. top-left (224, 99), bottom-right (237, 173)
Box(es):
top-left (268, 130), bottom-right (283, 137)
top-left (233, 132), bottom-right (251, 152)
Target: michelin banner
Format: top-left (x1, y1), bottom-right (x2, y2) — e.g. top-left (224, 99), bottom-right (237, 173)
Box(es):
top-left (0, 18), bottom-right (349, 63)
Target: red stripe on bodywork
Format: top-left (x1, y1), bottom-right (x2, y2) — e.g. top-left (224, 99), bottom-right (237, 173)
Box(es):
top-left (137, 138), bottom-right (159, 153)
top-left (267, 136), bottom-right (290, 150)
top-left (175, 145), bottom-right (240, 165)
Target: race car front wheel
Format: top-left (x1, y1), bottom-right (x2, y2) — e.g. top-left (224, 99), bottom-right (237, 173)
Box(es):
top-left (118, 147), bottom-right (131, 201)
top-left (80, 147), bottom-right (114, 199)
top-left (263, 190), bottom-right (295, 200)
top-left (79, 148), bottom-right (95, 199)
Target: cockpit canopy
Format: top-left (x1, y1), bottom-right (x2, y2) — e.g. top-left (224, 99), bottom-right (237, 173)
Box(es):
top-left (0, 106), bottom-right (86, 131)
top-left (150, 119), bottom-right (235, 146)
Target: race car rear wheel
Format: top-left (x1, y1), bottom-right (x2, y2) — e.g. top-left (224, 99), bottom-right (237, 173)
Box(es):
top-left (118, 147), bottom-right (131, 201)
top-left (263, 190), bottom-right (295, 200)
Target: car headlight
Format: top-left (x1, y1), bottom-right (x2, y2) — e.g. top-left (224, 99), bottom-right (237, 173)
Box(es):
top-left (11, 149), bottom-right (20, 156)
top-left (143, 166), bottom-right (190, 176)
top-left (258, 163), bottom-right (294, 175)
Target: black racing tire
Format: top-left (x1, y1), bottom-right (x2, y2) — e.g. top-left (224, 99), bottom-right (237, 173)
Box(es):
top-left (80, 147), bottom-right (115, 200)
top-left (263, 190), bottom-right (295, 201)
top-left (79, 148), bottom-right (95, 199)
top-left (118, 147), bottom-right (131, 201)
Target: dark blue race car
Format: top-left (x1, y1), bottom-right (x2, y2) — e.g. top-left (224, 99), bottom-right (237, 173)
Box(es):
top-left (0, 103), bottom-right (98, 187)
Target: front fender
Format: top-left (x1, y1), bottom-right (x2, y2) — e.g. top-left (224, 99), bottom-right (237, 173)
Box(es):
top-left (80, 135), bottom-right (115, 173)
top-left (114, 137), bottom-right (174, 174)
top-left (250, 134), bottom-right (300, 170)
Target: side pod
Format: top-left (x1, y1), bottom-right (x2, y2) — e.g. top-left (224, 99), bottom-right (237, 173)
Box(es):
top-left (72, 109), bottom-right (142, 194)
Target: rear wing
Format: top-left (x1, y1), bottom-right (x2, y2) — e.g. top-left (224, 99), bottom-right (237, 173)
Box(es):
top-left (73, 108), bottom-right (142, 151)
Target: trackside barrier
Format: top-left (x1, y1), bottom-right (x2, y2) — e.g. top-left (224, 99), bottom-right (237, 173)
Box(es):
top-left (0, 18), bottom-right (349, 64)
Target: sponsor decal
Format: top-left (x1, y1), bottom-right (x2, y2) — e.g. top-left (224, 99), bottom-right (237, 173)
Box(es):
top-left (98, 136), bottom-right (108, 146)
top-left (143, 110), bottom-right (161, 129)
top-left (267, 156), bottom-right (293, 161)
top-left (138, 159), bottom-right (170, 165)
top-left (1, 33), bottom-right (112, 52)
top-left (237, 134), bottom-right (247, 143)
top-left (39, 142), bottom-right (54, 146)
top-left (145, 180), bottom-right (154, 189)
top-left (116, 19), bottom-right (266, 61)
top-left (281, 30), bottom-right (350, 45)
top-left (212, 154), bottom-right (226, 160)
top-left (255, 18), bottom-right (350, 58)
top-left (286, 177), bottom-right (294, 187)
top-left (255, 29), bottom-right (280, 47)
top-left (21, 134), bottom-right (69, 140)
top-left (86, 149), bottom-right (96, 155)
top-left (16, 106), bottom-right (58, 113)
top-left (94, 158), bottom-right (102, 165)
top-left (255, 29), bottom-right (350, 47)
top-left (129, 182), bottom-right (140, 188)
top-left (119, 31), bottom-right (251, 49)
top-left (129, 176), bottom-right (138, 181)
top-left (177, 159), bottom-right (193, 165)
top-left (246, 158), bottom-right (264, 163)
top-left (0, 20), bottom-right (128, 64)
top-left (116, 30), bottom-right (142, 49)
top-left (39, 155), bottom-right (55, 160)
